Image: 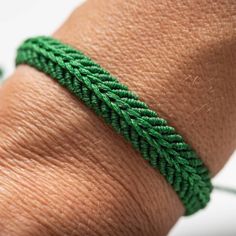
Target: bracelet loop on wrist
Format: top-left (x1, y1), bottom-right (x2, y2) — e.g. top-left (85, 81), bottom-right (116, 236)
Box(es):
top-left (16, 36), bottom-right (213, 215)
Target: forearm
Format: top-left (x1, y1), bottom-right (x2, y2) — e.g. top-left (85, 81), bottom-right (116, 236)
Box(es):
top-left (0, 0), bottom-right (235, 235)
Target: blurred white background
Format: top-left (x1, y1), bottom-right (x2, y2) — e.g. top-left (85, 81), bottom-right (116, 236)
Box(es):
top-left (0, 1), bottom-right (235, 235)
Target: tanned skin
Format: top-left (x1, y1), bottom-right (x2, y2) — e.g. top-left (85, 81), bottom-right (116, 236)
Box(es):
top-left (0, 1), bottom-right (235, 235)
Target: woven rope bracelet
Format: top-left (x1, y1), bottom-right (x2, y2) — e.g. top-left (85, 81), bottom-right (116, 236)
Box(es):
top-left (16, 36), bottom-right (213, 215)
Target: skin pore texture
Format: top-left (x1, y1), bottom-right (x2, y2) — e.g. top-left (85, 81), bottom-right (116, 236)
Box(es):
top-left (0, 0), bottom-right (235, 235)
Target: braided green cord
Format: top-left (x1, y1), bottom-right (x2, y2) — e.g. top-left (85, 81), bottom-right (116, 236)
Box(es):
top-left (0, 67), bottom-right (3, 78)
top-left (16, 36), bottom-right (212, 215)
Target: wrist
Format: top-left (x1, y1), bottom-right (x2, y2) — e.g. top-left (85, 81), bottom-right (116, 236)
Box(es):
top-left (0, 65), bottom-right (182, 235)
top-left (0, 0), bottom-right (235, 235)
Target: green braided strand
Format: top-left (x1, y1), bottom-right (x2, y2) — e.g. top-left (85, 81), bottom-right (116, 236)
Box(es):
top-left (16, 36), bottom-right (212, 215)
top-left (0, 67), bottom-right (3, 78)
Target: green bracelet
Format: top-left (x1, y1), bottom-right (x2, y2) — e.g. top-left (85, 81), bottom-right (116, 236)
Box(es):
top-left (16, 36), bottom-right (212, 215)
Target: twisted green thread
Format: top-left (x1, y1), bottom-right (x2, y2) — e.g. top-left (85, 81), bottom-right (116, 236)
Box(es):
top-left (16, 36), bottom-right (212, 215)
top-left (0, 67), bottom-right (3, 78)
top-left (214, 185), bottom-right (236, 195)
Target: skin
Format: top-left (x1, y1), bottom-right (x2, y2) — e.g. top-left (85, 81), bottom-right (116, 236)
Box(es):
top-left (0, 0), bottom-right (235, 235)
